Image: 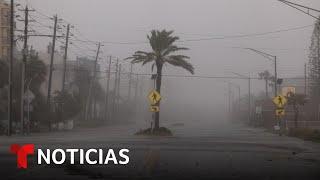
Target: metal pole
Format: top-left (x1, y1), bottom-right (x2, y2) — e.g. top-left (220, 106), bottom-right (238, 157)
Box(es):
top-left (117, 64), bottom-right (122, 114)
top-left (238, 86), bottom-right (241, 112)
top-left (228, 83), bottom-right (231, 114)
top-left (128, 63), bottom-right (133, 101)
top-left (112, 59), bottom-right (119, 119)
top-left (134, 74), bottom-right (139, 114)
top-left (274, 56), bottom-right (281, 134)
top-left (274, 56), bottom-right (278, 96)
top-left (248, 77), bottom-right (251, 123)
top-left (104, 56), bottom-right (112, 122)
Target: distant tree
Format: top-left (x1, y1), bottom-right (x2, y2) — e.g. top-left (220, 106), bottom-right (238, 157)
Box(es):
top-left (53, 90), bottom-right (81, 122)
top-left (25, 53), bottom-right (48, 127)
top-left (258, 70), bottom-right (274, 98)
top-left (73, 62), bottom-right (105, 121)
top-left (74, 65), bottom-right (91, 103)
top-left (26, 53), bottom-right (47, 94)
top-left (126, 30), bottom-right (194, 129)
top-left (0, 50), bottom-right (48, 131)
top-left (287, 92), bottom-right (308, 128)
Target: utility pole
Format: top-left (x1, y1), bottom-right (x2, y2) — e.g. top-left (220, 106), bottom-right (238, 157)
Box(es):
top-left (8, 0), bottom-right (14, 136)
top-left (104, 56), bottom-right (112, 122)
top-left (317, 23), bottom-right (320, 97)
top-left (62, 24), bottom-right (70, 92)
top-left (112, 59), bottom-right (119, 119)
top-left (20, 6), bottom-right (30, 135)
top-left (237, 85), bottom-right (241, 112)
top-left (228, 83), bottom-right (231, 114)
top-left (117, 64), bottom-right (122, 114)
top-left (92, 43), bottom-right (101, 121)
top-left (128, 63), bottom-right (133, 101)
top-left (47, 15), bottom-right (58, 130)
top-left (304, 63), bottom-right (307, 96)
top-left (134, 74), bottom-right (139, 113)
top-left (248, 76), bottom-right (251, 122)
top-left (84, 43), bottom-right (101, 121)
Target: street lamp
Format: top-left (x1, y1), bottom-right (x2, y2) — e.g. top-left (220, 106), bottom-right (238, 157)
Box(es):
top-left (243, 48), bottom-right (282, 132)
top-left (245, 48), bottom-right (278, 97)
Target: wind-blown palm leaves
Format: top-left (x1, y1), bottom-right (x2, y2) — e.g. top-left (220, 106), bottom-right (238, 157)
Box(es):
top-left (258, 70), bottom-right (275, 98)
top-left (128, 30), bottom-right (194, 74)
top-left (126, 30), bottom-right (194, 129)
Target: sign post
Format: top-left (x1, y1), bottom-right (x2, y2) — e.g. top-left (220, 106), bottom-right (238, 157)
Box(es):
top-left (272, 95), bottom-right (287, 134)
top-left (147, 90), bottom-right (162, 129)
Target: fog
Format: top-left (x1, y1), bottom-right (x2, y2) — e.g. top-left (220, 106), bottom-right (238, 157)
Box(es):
top-left (17, 0), bottom-right (320, 126)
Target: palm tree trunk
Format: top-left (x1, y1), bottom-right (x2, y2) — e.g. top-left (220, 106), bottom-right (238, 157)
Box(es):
top-left (155, 64), bottom-right (163, 130)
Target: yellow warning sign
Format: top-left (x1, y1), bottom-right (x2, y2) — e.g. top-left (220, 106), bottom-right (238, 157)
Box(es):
top-left (148, 90), bottom-right (161, 105)
top-left (276, 108), bottom-right (285, 116)
top-left (272, 95), bottom-right (287, 108)
top-left (150, 106), bottom-right (160, 112)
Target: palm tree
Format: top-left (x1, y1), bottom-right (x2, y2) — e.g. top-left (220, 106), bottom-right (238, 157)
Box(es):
top-left (258, 70), bottom-right (274, 98)
top-left (126, 30), bottom-right (194, 129)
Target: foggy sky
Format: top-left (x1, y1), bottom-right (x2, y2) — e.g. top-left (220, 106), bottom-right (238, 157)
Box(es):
top-left (16, 0), bottom-right (320, 111)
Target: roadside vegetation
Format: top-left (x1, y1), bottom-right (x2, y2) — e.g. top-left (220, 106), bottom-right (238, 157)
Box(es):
top-left (135, 127), bottom-right (173, 136)
top-left (287, 128), bottom-right (320, 143)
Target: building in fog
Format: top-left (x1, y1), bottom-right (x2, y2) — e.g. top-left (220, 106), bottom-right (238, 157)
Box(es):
top-left (280, 77), bottom-right (306, 95)
top-left (0, 0), bottom-right (9, 60)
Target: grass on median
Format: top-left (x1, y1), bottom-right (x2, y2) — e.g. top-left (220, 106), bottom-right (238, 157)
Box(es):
top-left (135, 127), bottom-right (173, 136)
top-left (287, 128), bottom-right (320, 143)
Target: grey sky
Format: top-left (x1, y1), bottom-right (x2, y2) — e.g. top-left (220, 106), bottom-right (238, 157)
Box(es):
top-left (16, 0), bottom-right (320, 108)
top-left (17, 0), bottom-right (318, 75)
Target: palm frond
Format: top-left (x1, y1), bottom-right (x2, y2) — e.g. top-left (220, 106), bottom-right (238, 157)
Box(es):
top-left (151, 63), bottom-right (156, 72)
top-left (148, 30), bottom-right (180, 54)
top-left (128, 29), bottom-right (194, 75)
top-left (165, 55), bottom-right (194, 74)
top-left (125, 51), bottom-right (156, 65)
top-left (162, 45), bottom-right (189, 56)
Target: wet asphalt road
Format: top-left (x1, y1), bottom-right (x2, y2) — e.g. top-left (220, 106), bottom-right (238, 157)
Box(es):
top-left (0, 120), bottom-right (320, 180)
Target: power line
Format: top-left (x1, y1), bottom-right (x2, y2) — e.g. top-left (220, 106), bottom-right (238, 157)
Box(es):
top-left (180, 25), bottom-right (313, 42)
top-left (84, 24), bottom-right (312, 45)
top-left (67, 24), bottom-right (313, 46)
top-left (278, 0), bottom-right (320, 20)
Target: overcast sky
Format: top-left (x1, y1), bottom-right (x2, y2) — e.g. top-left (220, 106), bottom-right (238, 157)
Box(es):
top-left (15, 0), bottom-right (320, 108)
